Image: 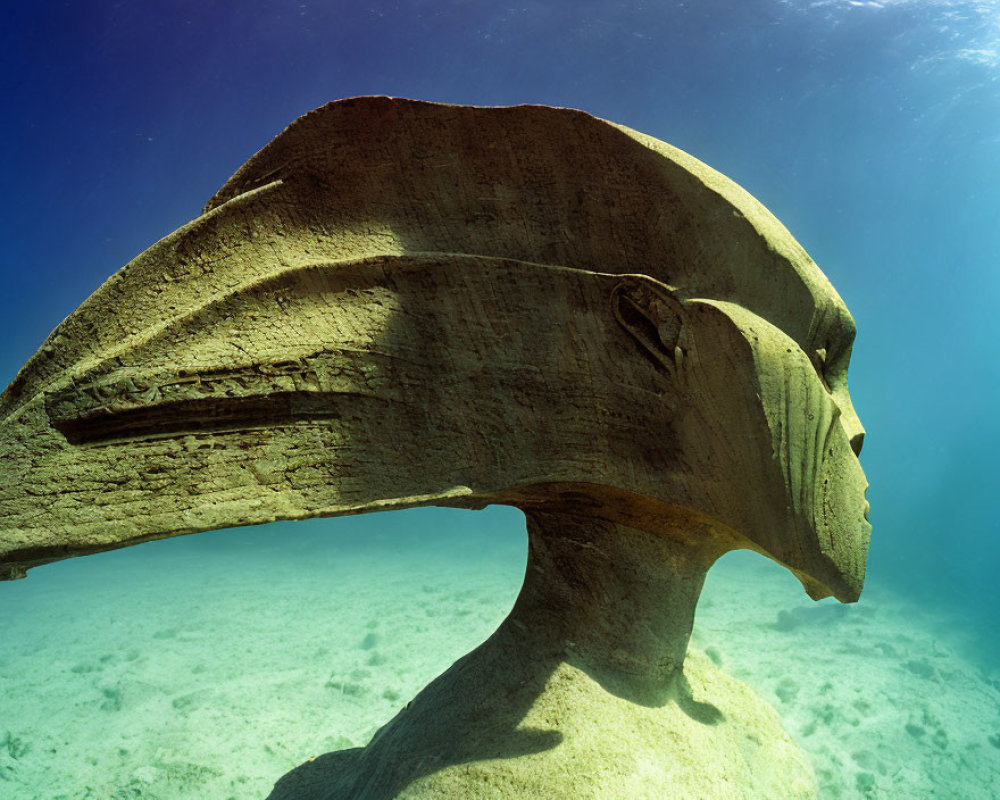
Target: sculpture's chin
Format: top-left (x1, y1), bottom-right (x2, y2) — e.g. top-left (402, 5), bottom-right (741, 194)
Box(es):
top-left (812, 447), bottom-right (871, 603)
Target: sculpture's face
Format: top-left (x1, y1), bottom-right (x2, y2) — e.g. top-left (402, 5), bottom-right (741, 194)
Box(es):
top-left (607, 269), bottom-right (868, 601)
top-left (690, 291), bottom-right (869, 601)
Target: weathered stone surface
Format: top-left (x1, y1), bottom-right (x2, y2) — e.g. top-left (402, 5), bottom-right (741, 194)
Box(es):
top-left (0, 97), bottom-right (870, 798)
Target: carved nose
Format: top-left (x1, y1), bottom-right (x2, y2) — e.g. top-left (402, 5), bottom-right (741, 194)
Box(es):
top-left (833, 389), bottom-right (865, 460)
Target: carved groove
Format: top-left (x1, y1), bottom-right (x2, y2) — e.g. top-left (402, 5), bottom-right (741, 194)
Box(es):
top-left (52, 391), bottom-right (359, 445)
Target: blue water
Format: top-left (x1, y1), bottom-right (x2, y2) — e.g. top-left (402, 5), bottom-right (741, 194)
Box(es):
top-left (2, 2), bottom-right (998, 797)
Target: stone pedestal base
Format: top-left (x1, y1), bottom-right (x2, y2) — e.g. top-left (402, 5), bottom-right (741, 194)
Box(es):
top-left (268, 649), bottom-right (817, 800)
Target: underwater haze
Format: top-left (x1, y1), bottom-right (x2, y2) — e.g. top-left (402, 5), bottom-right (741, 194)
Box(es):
top-left (1, 2), bottom-right (999, 798)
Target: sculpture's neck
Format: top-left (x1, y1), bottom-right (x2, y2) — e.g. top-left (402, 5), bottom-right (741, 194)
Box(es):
top-left (506, 510), bottom-right (716, 706)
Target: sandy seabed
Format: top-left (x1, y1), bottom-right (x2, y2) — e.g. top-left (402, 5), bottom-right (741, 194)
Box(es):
top-left (1, 507), bottom-right (998, 800)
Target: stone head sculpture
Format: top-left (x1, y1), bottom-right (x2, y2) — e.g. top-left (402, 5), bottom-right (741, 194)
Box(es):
top-left (0, 97), bottom-right (869, 798)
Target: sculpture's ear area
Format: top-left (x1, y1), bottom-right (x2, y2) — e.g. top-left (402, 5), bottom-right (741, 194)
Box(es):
top-left (611, 275), bottom-right (687, 376)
